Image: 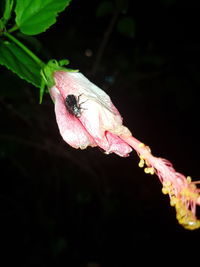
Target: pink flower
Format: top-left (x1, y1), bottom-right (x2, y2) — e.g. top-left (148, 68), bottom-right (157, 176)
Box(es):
top-left (50, 71), bottom-right (132, 157)
top-left (50, 70), bottom-right (200, 230)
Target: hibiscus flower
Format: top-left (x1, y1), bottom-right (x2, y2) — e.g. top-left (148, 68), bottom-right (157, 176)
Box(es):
top-left (50, 70), bottom-right (200, 230)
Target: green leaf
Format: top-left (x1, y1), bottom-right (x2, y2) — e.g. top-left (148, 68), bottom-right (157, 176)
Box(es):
top-left (58, 59), bottom-right (70, 66)
top-left (0, 40), bottom-right (42, 87)
top-left (39, 77), bottom-right (46, 104)
top-left (3, 0), bottom-right (14, 21)
top-left (0, 0), bottom-right (14, 30)
top-left (117, 16), bottom-right (135, 38)
top-left (41, 59), bottom-right (78, 88)
top-left (15, 0), bottom-right (72, 35)
top-left (96, 1), bottom-right (114, 17)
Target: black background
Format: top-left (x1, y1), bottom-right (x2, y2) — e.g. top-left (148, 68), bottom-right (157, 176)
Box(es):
top-left (1, 0), bottom-right (200, 266)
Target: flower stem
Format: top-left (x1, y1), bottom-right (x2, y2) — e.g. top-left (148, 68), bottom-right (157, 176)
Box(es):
top-left (8, 24), bottom-right (19, 33)
top-left (3, 32), bottom-right (45, 68)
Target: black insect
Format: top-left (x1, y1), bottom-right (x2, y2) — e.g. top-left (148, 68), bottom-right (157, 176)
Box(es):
top-left (65, 94), bottom-right (82, 118)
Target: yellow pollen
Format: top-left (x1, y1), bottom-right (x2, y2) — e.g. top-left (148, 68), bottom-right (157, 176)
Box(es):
top-left (161, 183), bottom-right (200, 230)
top-left (175, 200), bottom-right (200, 230)
top-left (162, 187), bottom-right (169, 195)
top-left (138, 159), bottom-right (145, 168)
top-left (144, 167), bottom-right (155, 175)
top-left (170, 197), bottom-right (177, 206)
top-left (149, 168), bottom-right (155, 175)
top-left (135, 138), bottom-right (200, 230)
top-left (138, 143), bottom-right (151, 153)
top-left (139, 143), bottom-right (145, 148)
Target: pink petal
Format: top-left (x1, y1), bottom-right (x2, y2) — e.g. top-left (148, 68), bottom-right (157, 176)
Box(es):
top-left (52, 71), bottom-right (132, 156)
top-left (50, 86), bottom-right (96, 149)
top-left (104, 131), bottom-right (132, 157)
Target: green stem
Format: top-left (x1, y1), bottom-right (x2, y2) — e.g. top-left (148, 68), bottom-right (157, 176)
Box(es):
top-left (3, 0), bottom-right (14, 22)
top-left (3, 32), bottom-right (45, 68)
top-left (8, 24), bottom-right (19, 33)
top-left (0, 0), bottom-right (14, 30)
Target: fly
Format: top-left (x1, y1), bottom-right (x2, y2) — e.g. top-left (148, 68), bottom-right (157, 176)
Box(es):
top-left (65, 93), bottom-right (117, 118)
top-left (65, 94), bottom-right (82, 118)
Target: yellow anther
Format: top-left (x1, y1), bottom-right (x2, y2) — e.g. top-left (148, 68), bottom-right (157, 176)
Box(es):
top-left (138, 143), bottom-right (151, 154)
top-left (139, 154), bottom-right (145, 160)
top-left (187, 176), bottom-right (192, 183)
top-left (184, 220), bottom-right (200, 230)
top-left (175, 205), bottom-right (200, 230)
top-left (178, 209), bottom-right (187, 217)
top-left (162, 187), bottom-right (169, 195)
top-left (149, 168), bottom-right (155, 175)
top-left (139, 143), bottom-right (145, 148)
top-left (144, 167), bottom-right (155, 175)
top-left (144, 167), bottom-right (150, 174)
top-left (170, 196), bottom-right (177, 206)
top-left (138, 159), bottom-right (145, 168)
top-left (160, 178), bottom-right (200, 230)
